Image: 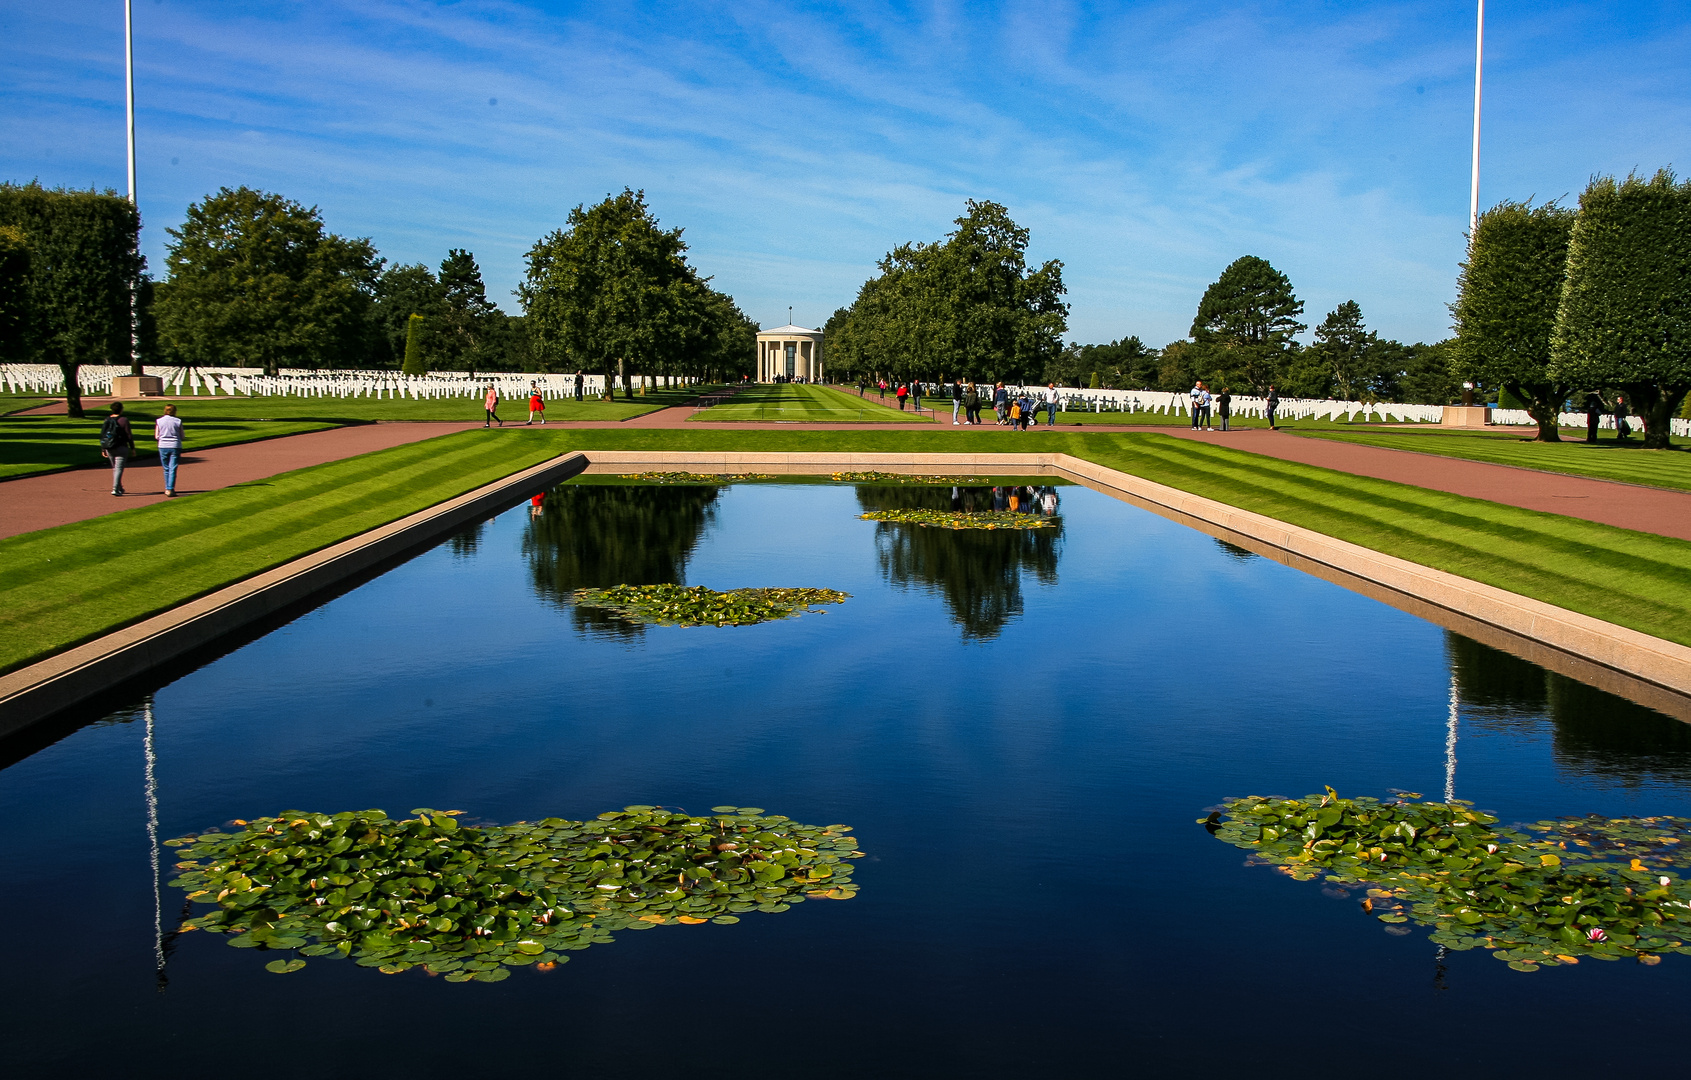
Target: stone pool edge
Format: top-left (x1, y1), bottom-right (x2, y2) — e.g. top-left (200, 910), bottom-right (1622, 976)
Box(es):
top-left (3, 447), bottom-right (1687, 735)
top-left (0, 451), bottom-right (590, 737)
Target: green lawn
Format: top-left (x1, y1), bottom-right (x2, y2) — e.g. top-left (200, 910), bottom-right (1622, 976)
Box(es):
top-left (0, 429), bottom-right (569, 673)
top-left (0, 412), bottom-right (340, 480)
top-left (691, 384), bottom-right (935, 423)
top-left (4, 427), bottom-right (1688, 676)
top-left (0, 394), bottom-right (59, 416)
top-left (1295, 427), bottom-right (1691, 492)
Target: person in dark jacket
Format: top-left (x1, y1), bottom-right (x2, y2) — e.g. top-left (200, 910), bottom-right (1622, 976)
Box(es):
top-left (950, 379), bottom-right (964, 425)
top-left (1583, 392), bottom-right (1603, 443)
top-left (100, 401), bottom-right (136, 496)
top-left (1614, 395), bottom-right (1631, 441)
top-left (1265, 385), bottom-right (1280, 430)
top-left (1217, 387), bottom-right (1233, 431)
top-left (964, 382), bottom-right (981, 425)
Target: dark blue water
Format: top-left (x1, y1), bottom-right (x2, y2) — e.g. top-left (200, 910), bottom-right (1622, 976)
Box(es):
top-left (5, 481), bottom-right (1689, 1077)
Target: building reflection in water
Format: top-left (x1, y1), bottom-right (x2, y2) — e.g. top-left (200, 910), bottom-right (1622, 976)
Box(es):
top-left (519, 483), bottom-right (722, 639)
top-left (855, 484), bottom-right (1063, 641)
top-left (1446, 632), bottom-right (1691, 791)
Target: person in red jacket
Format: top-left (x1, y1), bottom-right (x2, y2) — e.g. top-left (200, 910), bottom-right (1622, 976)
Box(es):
top-left (896, 383), bottom-right (909, 410)
top-left (527, 384), bottom-right (546, 425)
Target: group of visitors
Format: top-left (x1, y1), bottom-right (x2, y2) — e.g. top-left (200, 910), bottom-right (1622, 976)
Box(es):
top-left (1188, 381), bottom-right (1235, 431)
top-left (1583, 392), bottom-right (1633, 442)
top-left (99, 400), bottom-right (184, 498)
top-left (944, 381), bottom-right (1062, 428)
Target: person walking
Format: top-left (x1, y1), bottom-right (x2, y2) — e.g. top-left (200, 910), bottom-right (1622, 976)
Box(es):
top-left (1198, 384), bottom-right (1213, 430)
top-left (1583, 392), bottom-right (1603, 443)
top-left (1265, 385), bottom-right (1280, 430)
top-left (1614, 394), bottom-right (1631, 441)
top-left (1190, 381), bottom-right (1204, 429)
top-left (951, 379), bottom-right (964, 425)
top-left (483, 384), bottom-right (503, 427)
top-left (99, 401), bottom-right (135, 496)
top-left (964, 381), bottom-right (981, 425)
top-left (994, 382), bottom-right (1009, 425)
top-left (1217, 387), bottom-right (1232, 432)
top-left (153, 403), bottom-right (184, 497)
top-left (573, 370), bottom-right (584, 401)
top-left (527, 384), bottom-right (546, 424)
top-left (896, 382), bottom-right (909, 410)
top-left (1044, 383), bottom-right (1060, 427)
top-left (912, 380), bottom-right (924, 414)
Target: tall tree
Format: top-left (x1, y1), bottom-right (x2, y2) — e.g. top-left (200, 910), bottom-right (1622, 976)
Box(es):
top-left (1311, 301), bottom-right (1388, 401)
top-left (828, 200), bottom-right (1066, 384)
top-left (0, 225), bottom-right (28, 363)
top-left (1550, 170), bottom-right (1691, 449)
top-left (436, 248), bottom-right (502, 377)
top-left (1190, 255), bottom-right (1305, 393)
top-left (370, 262), bottom-right (445, 368)
top-left (0, 183), bottom-right (148, 416)
top-left (1452, 201), bottom-right (1577, 440)
top-left (155, 187), bottom-right (379, 375)
top-left (520, 189), bottom-right (700, 397)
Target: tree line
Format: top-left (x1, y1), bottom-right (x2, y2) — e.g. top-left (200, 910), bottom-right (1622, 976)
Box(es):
top-left (0, 182), bottom-right (755, 414)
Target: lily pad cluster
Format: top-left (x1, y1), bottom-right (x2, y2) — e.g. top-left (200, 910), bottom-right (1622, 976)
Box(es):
top-left (831, 471), bottom-right (987, 485)
top-left (167, 805), bottom-right (862, 982)
top-left (1205, 789), bottom-right (1691, 972)
top-left (859, 509), bottom-right (1057, 530)
top-left (571, 583), bottom-right (849, 627)
top-left (615, 471), bottom-right (777, 484)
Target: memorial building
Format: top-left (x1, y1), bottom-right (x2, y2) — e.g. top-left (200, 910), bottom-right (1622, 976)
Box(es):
top-left (755, 324), bottom-right (823, 382)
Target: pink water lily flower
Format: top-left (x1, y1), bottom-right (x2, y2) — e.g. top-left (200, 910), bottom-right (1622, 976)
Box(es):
top-left (1586, 928), bottom-right (1607, 942)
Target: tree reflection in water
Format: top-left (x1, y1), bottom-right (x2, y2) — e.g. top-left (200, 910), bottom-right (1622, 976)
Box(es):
top-left (1447, 632), bottom-right (1691, 790)
top-left (522, 483), bottom-right (722, 639)
top-left (855, 484), bottom-right (1063, 641)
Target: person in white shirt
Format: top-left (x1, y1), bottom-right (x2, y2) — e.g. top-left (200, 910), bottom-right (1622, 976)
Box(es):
top-left (154, 404), bottom-right (184, 497)
top-left (1190, 383), bottom-right (1204, 429)
top-left (1044, 383), bottom-right (1060, 427)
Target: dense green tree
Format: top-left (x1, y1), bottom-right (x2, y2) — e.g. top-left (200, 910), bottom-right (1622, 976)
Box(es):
top-left (1309, 300), bottom-right (1398, 401)
top-left (401, 314), bottom-right (427, 375)
top-left (155, 187), bottom-right (379, 375)
top-left (1048, 335), bottom-right (1158, 388)
top-left (1550, 170), bottom-right (1691, 448)
top-left (0, 182), bottom-right (148, 415)
top-left (827, 201), bottom-right (1066, 384)
top-left (435, 248), bottom-right (503, 377)
top-left (520, 189), bottom-right (701, 398)
top-left (1452, 201), bottom-right (1577, 440)
top-left (0, 225), bottom-right (28, 362)
top-left (1189, 256), bottom-right (1305, 393)
top-left (370, 262), bottom-right (445, 368)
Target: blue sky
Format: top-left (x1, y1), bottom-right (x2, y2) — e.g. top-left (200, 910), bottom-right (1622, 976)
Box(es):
top-left (4, 1), bottom-right (1687, 346)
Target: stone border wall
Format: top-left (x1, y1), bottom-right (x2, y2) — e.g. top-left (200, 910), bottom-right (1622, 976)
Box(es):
top-left (2, 448), bottom-right (1687, 736)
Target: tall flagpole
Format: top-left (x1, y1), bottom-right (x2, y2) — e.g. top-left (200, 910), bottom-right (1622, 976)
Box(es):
top-left (125, 0), bottom-right (137, 204)
top-left (1468, 0), bottom-right (1485, 240)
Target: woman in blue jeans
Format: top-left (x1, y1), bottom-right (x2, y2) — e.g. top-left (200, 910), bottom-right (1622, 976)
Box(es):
top-left (154, 403), bottom-right (184, 497)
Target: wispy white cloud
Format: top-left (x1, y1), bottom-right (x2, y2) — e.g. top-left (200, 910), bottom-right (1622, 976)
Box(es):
top-left (2, 0), bottom-right (1687, 345)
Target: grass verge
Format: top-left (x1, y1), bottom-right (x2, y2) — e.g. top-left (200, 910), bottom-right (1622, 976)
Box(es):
top-left (84, 387), bottom-right (698, 424)
top-left (1295, 427), bottom-right (1691, 492)
top-left (3, 427), bottom-right (1688, 676)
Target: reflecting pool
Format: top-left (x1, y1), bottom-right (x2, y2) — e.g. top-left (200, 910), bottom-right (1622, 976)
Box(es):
top-left (5, 480), bottom-right (1690, 1076)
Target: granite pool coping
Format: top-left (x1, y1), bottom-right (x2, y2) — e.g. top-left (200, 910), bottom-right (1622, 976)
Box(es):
top-left (2, 448), bottom-right (1687, 736)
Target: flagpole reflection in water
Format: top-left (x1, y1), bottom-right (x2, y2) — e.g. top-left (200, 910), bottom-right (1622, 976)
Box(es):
top-left (144, 697), bottom-right (164, 989)
top-left (1435, 673), bottom-right (1461, 988)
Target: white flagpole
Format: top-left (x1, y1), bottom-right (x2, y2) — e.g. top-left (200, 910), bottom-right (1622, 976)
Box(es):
top-left (1468, 0), bottom-right (1485, 240)
top-left (125, 0), bottom-right (137, 205)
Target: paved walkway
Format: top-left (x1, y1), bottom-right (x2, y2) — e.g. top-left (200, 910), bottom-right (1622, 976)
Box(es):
top-left (0, 422), bottom-right (478, 539)
top-left (5, 406), bottom-right (1688, 542)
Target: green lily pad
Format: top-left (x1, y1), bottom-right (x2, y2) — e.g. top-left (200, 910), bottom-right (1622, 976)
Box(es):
top-left (169, 804), bottom-right (864, 983)
top-left (264, 959), bottom-right (306, 974)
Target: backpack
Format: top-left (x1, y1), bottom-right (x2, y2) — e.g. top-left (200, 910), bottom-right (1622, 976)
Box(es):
top-left (99, 416), bottom-right (124, 451)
